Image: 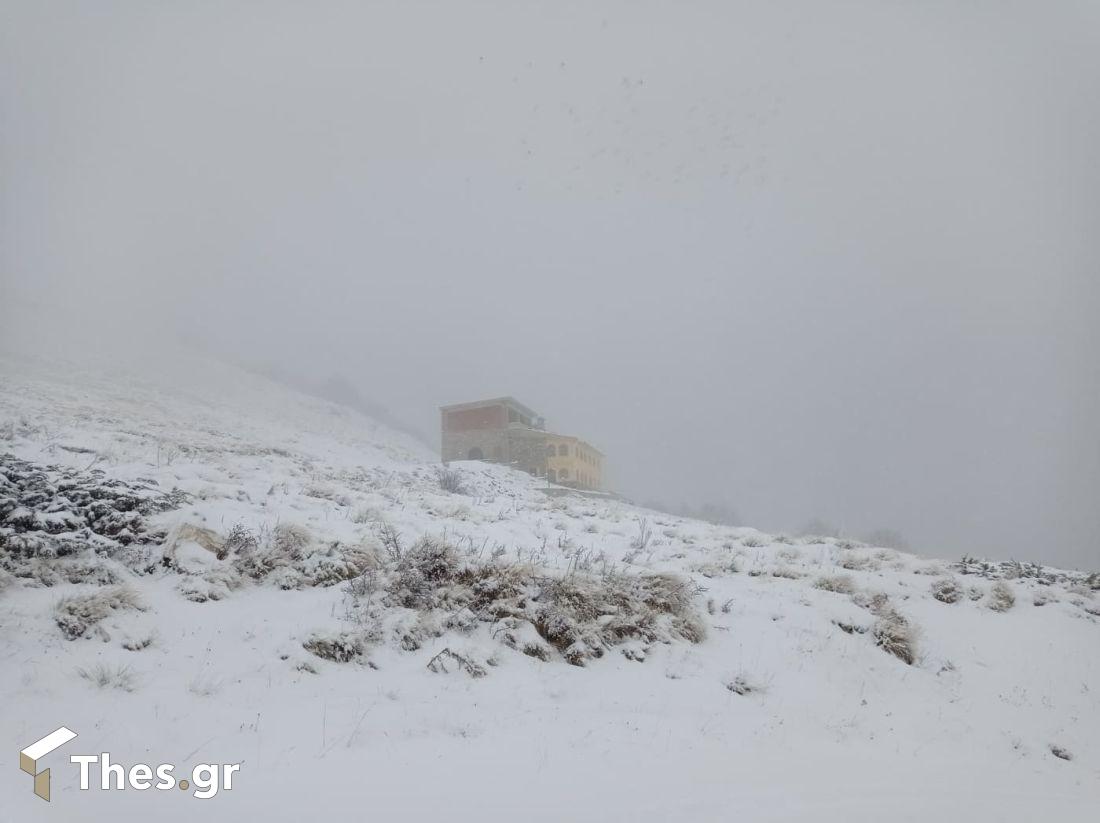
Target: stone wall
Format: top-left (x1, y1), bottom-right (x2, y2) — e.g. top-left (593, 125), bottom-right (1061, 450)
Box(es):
top-left (506, 429), bottom-right (549, 476)
top-left (442, 427), bottom-right (550, 477)
top-left (442, 429), bottom-right (508, 463)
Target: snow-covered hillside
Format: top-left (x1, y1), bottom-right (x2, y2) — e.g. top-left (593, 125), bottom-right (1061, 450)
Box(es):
top-left (1, 352), bottom-right (1097, 822)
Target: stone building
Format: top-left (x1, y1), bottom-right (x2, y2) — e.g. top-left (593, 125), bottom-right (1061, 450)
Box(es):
top-left (440, 397), bottom-right (605, 490)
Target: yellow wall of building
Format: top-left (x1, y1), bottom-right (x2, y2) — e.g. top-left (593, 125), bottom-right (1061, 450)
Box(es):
top-left (545, 434), bottom-right (603, 490)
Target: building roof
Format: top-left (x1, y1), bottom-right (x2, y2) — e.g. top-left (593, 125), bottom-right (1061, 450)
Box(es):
top-left (439, 396), bottom-right (541, 420)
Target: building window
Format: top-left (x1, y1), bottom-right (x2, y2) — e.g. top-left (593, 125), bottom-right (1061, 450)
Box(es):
top-left (558, 444), bottom-right (568, 456)
top-left (468, 447), bottom-right (484, 460)
top-left (546, 445), bottom-right (557, 456)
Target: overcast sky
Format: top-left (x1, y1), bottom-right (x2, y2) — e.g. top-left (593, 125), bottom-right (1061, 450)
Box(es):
top-left (2, 1), bottom-right (1098, 567)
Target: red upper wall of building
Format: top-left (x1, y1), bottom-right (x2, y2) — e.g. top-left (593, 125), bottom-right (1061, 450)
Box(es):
top-left (442, 404), bottom-right (508, 432)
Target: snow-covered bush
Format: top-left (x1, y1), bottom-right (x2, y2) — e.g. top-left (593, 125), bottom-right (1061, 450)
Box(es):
top-left (530, 570), bottom-right (704, 665)
top-left (121, 633), bottom-right (155, 652)
top-left (777, 546), bottom-right (801, 562)
top-left (272, 523), bottom-right (312, 559)
top-left (55, 585), bottom-right (145, 639)
top-left (1032, 588), bottom-right (1058, 607)
top-left (300, 542), bottom-right (379, 587)
top-left (336, 535), bottom-right (705, 667)
top-left (388, 535), bottom-right (463, 609)
top-left (725, 673), bottom-right (766, 695)
top-left (303, 630), bottom-right (372, 663)
top-left (851, 589), bottom-right (891, 613)
top-left (492, 616), bottom-right (553, 660)
top-left (838, 551), bottom-right (879, 572)
top-left (177, 569), bottom-right (243, 603)
top-left (988, 581), bottom-right (1016, 612)
top-left (872, 609), bottom-right (918, 665)
top-left (393, 612), bottom-right (443, 651)
top-left (233, 523), bottom-right (375, 589)
top-left (930, 577), bottom-right (963, 604)
top-left (832, 619), bottom-right (868, 635)
top-left (814, 574), bottom-right (857, 594)
top-left (691, 559), bottom-right (741, 578)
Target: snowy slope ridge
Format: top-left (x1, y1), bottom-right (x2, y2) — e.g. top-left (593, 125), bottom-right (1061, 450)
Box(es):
top-left (0, 353), bottom-right (1097, 822)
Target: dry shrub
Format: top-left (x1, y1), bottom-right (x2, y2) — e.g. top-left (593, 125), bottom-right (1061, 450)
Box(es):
top-left (438, 468), bottom-right (468, 495)
top-left (204, 523), bottom-right (305, 582)
top-left (303, 630), bottom-right (370, 663)
top-left (177, 569), bottom-right (242, 603)
top-left (339, 535), bottom-right (706, 667)
top-left (725, 674), bottom-right (765, 695)
top-left (838, 551), bottom-right (879, 572)
top-left (832, 619), bottom-right (868, 635)
top-left (691, 560), bottom-right (736, 578)
top-left (221, 523), bottom-right (258, 559)
top-left (300, 542), bottom-right (379, 587)
top-left (77, 663), bottom-right (137, 691)
top-left (235, 522), bottom-right (375, 589)
top-left (530, 571), bottom-right (704, 665)
top-left (988, 581), bottom-right (1016, 612)
top-left (1032, 588), bottom-right (1058, 607)
top-left (492, 616), bottom-right (553, 661)
top-left (55, 559), bottom-right (122, 586)
top-left (55, 585), bottom-right (145, 640)
top-left (913, 563), bottom-right (947, 576)
top-left (872, 609), bottom-right (918, 665)
top-left (389, 536), bottom-right (463, 609)
top-left (393, 613), bottom-right (443, 651)
top-left (426, 647), bottom-right (485, 678)
top-left (931, 577), bottom-right (963, 604)
top-left (272, 523), bottom-right (312, 559)
top-left (851, 590), bottom-right (891, 613)
top-left (122, 633), bottom-right (154, 652)
top-left (814, 574), bottom-right (857, 595)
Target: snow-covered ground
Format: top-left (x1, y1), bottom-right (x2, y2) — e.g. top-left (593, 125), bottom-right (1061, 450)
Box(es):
top-left (1, 352), bottom-right (1097, 822)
